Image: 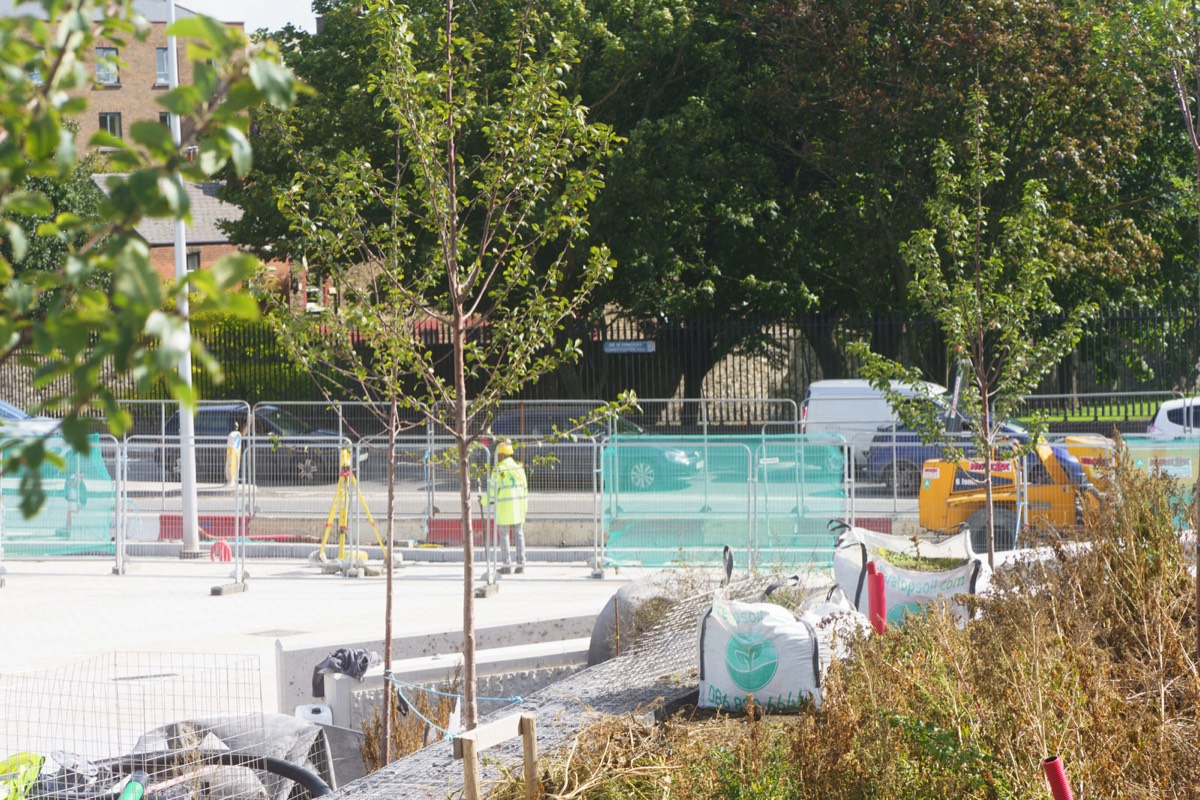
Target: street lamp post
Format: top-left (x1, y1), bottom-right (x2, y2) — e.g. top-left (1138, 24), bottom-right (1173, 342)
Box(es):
top-left (166, 0), bottom-right (201, 558)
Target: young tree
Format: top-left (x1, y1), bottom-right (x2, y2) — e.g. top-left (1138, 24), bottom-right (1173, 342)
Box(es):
top-left (850, 87), bottom-right (1096, 566)
top-left (0, 0), bottom-right (298, 513)
top-left (263, 0), bottom-right (619, 750)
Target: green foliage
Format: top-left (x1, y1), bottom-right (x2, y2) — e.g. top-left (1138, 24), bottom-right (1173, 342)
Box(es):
top-left (757, 0), bottom-right (1163, 320)
top-left (0, 0), bottom-right (298, 514)
top-left (849, 87), bottom-right (1097, 562)
top-left (0, 136), bottom-right (109, 315)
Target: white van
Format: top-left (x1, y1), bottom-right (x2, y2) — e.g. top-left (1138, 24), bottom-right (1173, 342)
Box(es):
top-left (800, 379), bottom-right (948, 464)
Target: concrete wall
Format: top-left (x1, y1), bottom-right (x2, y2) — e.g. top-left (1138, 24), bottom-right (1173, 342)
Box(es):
top-left (275, 615), bottom-right (597, 717)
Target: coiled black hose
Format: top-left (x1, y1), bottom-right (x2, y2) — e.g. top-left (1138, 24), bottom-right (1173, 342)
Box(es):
top-left (95, 750), bottom-right (332, 799)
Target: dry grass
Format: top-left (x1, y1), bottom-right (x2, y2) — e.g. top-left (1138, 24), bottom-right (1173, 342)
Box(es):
top-left (501, 443), bottom-right (1200, 798)
top-left (361, 676), bottom-right (459, 772)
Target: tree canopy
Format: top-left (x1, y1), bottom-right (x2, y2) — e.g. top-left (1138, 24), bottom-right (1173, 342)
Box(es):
top-left (225, 0), bottom-right (1194, 395)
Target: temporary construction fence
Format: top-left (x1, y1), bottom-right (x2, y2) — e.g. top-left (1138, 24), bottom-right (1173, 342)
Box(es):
top-left (1, 434), bottom-right (119, 559)
top-left (1122, 435), bottom-right (1200, 527)
top-left (1, 395), bottom-right (1197, 574)
top-left (601, 435), bottom-right (847, 571)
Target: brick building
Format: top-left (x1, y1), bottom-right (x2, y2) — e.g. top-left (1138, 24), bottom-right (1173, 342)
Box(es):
top-left (0, 0), bottom-right (244, 146)
top-left (6, 1), bottom-right (296, 293)
top-left (92, 174), bottom-right (291, 288)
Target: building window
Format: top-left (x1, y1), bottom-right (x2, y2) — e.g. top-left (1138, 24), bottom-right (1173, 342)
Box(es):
top-left (156, 47), bottom-right (170, 84)
top-left (98, 112), bottom-right (122, 138)
top-left (95, 47), bottom-right (119, 85)
top-left (160, 112), bottom-right (170, 127)
top-left (186, 251), bottom-right (201, 272)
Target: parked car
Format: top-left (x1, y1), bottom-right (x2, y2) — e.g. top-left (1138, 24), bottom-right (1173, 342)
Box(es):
top-left (157, 404), bottom-right (365, 485)
top-left (866, 418), bottom-right (1030, 496)
top-left (1146, 397), bottom-right (1200, 437)
top-left (485, 405), bottom-right (703, 490)
top-left (0, 399), bottom-right (61, 436)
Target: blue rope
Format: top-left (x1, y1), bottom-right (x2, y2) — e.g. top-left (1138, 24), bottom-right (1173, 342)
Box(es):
top-left (394, 686), bottom-right (455, 741)
top-left (384, 671), bottom-right (522, 705)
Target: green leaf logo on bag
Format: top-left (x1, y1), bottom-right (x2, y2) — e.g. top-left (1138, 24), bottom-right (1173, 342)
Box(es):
top-left (725, 632), bottom-right (778, 692)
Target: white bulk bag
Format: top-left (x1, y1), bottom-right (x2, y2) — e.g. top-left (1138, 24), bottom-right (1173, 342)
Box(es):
top-left (799, 585), bottom-right (873, 666)
top-left (834, 523), bottom-right (975, 561)
top-left (832, 528), bottom-right (989, 625)
top-left (698, 596), bottom-right (822, 712)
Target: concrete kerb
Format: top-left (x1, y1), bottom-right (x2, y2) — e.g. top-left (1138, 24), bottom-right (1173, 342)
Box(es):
top-left (123, 541), bottom-right (597, 563)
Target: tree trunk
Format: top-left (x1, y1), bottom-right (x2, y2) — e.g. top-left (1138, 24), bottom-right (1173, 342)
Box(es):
top-left (675, 324), bottom-right (717, 426)
top-left (453, 331), bottom-right (478, 730)
top-left (981, 383), bottom-right (996, 569)
top-left (443, 0), bottom-right (477, 733)
top-left (381, 399), bottom-right (397, 764)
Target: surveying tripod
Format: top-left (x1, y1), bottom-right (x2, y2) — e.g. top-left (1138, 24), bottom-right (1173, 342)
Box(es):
top-left (319, 448), bottom-right (386, 560)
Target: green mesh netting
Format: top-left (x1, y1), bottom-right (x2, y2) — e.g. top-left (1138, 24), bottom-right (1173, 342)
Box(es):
top-left (1123, 436), bottom-right (1197, 528)
top-left (601, 434), bottom-right (846, 570)
top-left (1, 435), bottom-right (116, 556)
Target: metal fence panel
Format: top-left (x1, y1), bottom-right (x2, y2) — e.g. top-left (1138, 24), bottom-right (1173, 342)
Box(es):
top-left (600, 435), bottom-right (845, 570)
top-left (753, 436), bottom-right (847, 571)
top-left (1122, 435), bottom-right (1197, 527)
top-left (1, 434), bottom-right (118, 559)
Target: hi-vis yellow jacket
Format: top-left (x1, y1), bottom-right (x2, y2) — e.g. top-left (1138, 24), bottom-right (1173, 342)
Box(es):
top-left (488, 456), bottom-right (528, 525)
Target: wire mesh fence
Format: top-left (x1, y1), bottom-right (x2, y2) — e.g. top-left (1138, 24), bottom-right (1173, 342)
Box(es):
top-left (0, 653), bottom-right (266, 800)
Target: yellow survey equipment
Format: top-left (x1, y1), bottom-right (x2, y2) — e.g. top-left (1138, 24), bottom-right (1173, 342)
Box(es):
top-left (319, 448), bottom-right (386, 560)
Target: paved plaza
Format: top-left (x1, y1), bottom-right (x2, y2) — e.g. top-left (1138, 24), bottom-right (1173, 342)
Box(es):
top-left (0, 552), bottom-right (640, 714)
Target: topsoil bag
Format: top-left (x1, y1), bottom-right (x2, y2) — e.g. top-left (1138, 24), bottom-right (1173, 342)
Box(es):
top-left (698, 596), bottom-right (823, 712)
top-left (832, 526), bottom-right (989, 625)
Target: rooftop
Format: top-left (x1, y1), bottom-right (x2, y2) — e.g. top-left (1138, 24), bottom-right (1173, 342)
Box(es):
top-left (92, 174), bottom-right (242, 245)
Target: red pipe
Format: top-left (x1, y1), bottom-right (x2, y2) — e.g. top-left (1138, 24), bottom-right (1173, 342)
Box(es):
top-left (868, 569), bottom-right (887, 634)
top-left (865, 560), bottom-right (878, 620)
top-left (1042, 755), bottom-right (1074, 800)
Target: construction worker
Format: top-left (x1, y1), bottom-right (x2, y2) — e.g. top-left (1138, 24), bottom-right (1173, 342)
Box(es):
top-left (225, 417), bottom-right (245, 486)
top-left (487, 440), bottom-right (528, 572)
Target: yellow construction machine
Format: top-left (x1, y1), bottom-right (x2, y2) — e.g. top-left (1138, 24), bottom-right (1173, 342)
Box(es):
top-left (918, 435), bottom-right (1109, 552)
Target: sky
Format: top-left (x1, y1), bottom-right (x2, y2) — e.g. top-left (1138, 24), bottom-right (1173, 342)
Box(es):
top-left (178, 0), bottom-right (317, 34)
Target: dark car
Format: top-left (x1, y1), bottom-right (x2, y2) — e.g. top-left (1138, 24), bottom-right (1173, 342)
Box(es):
top-left (157, 404), bottom-right (365, 485)
top-left (866, 418), bottom-right (1029, 496)
top-left (486, 405), bottom-right (703, 491)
